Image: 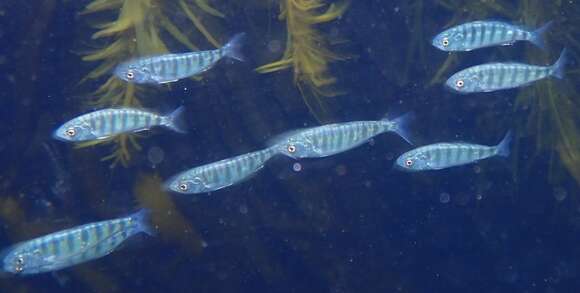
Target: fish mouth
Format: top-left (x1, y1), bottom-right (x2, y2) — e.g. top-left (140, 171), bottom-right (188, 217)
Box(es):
top-left (391, 162), bottom-right (417, 172)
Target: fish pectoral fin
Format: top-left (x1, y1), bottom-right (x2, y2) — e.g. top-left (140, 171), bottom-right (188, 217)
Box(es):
top-left (157, 79), bottom-right (179, 84)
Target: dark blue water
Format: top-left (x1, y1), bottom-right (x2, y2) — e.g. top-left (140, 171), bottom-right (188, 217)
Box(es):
top-left (1, 1), bottom-right (579, 292)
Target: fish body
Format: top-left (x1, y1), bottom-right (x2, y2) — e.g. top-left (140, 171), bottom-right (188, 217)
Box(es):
top-left (432, 21), bottom-right (552, 51)
top-left (53, 106), bottom-right (186, 142)
top-left (270, 113), bottom-right (413, 159)
top-left (114, 33), bottom-right (245, 84)
top-left (446, 49), bottom-right (566, 93)
top-left (0, 210), bottom-right (154, 275)
top-left (395, 131), bottom-right (512, 171)
top-left (165, 148), bottom-right (277, 194)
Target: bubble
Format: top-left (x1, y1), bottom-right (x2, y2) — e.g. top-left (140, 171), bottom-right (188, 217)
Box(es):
top-left (439, 192), bottom-right (450, 204)
top-left (553, 187), bottom-right (567, 202)
top-left (147, 146), bottom-right (165, 165)
top-left (292, 162), bottom-right (302, 172)
top-left (239, 204), bottom-right (248, 215)
top-left (476, 194), bottom-right (483, 201)
top-left (473, 165), bottom-right (482, 174)
top-left (267, 40), bottom-right (282, 53)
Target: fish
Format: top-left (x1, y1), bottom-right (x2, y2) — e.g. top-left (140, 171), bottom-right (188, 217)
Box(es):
top-left (432, 20), bottom-right (552, 51)
top-left (114, 33), bottom-right (245, 84)
top-left (165, 148), bottom-right (277, 194)
top-left (395, 131), bottom-right (512, 171)
top-left (53, 106), bottom-right (186, 142)
top-left (0, 209), bottom-right (155, 275)
top-left (445, 49), bottom-right (566, 93)
top-left (269, 113), bottom-right (414, 159)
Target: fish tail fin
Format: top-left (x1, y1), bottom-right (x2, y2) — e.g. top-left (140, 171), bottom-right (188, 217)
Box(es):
top-left (223, 33), bottom-right (246, 62)
top-left (529, 21), bottom-right (552, 50)
top-left (551, 48), bottom-right (567, 79)
top-left (131, 209), bottom-right (157, 236)
top-left (382, 112), bottom-right (415, 145)
top-left (163, 106), bottom-right (187, 134)
top-left (495, 130), bottom-right (512, 158)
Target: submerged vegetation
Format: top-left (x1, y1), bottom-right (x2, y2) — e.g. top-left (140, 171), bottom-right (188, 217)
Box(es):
top-left (256, 0), bottom-right (350, 121)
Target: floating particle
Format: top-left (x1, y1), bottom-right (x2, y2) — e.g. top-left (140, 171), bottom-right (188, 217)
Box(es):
top-left (239, 204), bottom-right (248, 215)
top-left (473, 165), bottom-right (482, 174)
top-left (147, 146), bottom-right (165, 165)
top-left (292, 162), bottom-right (302, 172)
top-left (553, 187), bottom-right (567, 202)
top-left (476, 193), bottom-right (483, 201)
top-left (439, 192), bottom-right (450, 204)
top-left (335, 164), bottom-right (347, 176)
top-left (268, 40), bottom-right (282, 53)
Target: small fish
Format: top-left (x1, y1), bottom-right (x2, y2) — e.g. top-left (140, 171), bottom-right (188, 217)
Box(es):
top-left (432, 20), bottom-right (552, 51)
top-left (53, 106), bottom-right (186, 142)
top-left (395, 131), bottom-right (512, 171)
top-left (446, 49), bottom-right (566, 93)
top-left (165, 148), bottom-right (277, 194)
top-left (270, 113), bottom-right (413, 159)
top-left (0, 209), bottom-right (154, 275)
top-left (114, 33), bottom-right (245, 84)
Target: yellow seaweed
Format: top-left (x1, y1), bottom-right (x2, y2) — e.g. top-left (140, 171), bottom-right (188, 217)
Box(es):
top-left (256, 0), bottom-right (350, 121)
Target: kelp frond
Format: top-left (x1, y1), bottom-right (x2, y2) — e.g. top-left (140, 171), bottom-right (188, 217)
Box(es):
top-left (256, 0), bottom-right (350, 121)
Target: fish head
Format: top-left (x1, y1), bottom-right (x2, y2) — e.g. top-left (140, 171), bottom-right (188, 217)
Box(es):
top-left (165, 176), bottom-right (207, 194)
top-left (445, 69), bottom-right (481, 94)
top-left (432, 27), bottom-right (468, 51)
top-left (53, 121), bottom-right (97, 142)
top-left (114, 61), bottom-right (155, 84)
top-left (395, 150), bottom-right (430, 172)
top-left (1, 247), bottom-right (47, 275)
top-left (278, 137), bottom-right (317, 159)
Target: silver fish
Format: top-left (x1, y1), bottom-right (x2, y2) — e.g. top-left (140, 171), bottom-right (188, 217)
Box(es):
top-left (432, 21), bottom-right (552, 51)
top-left (0, 209), bottom-right (154, 275)
top-left (53, 106), bottom-right (186, 142)
top-left (165, 148), bottom-right (277, 194)
top-left (114, 33), bottom-right (245, 84)
top-left (269, 113), bottom-right (413, 159)
top-left (446, 49), bottom-right (566, 93)
top-left (395, 131), bottom-right (512, 171)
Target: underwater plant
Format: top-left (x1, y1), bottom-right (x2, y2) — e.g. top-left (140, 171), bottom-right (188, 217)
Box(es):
top-left (256, 0), bottom-right (350, 121)
top-left (79, 0), bottom-right (225, 167)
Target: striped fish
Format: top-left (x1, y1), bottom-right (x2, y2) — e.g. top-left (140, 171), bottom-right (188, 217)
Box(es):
top-left (0, 209), bottom-right (154, 275)
top-left (165, 148), bottom-right (277, 194)
top-left (269, 113), bottom-right (413, 159)
top-left (446, 49), bottom-right (566, 93)
top-left (114, 33), bottom-right (245, 84)
top-left (395, 131), bottom-right (512, 171)
top-left (53, 106), bottom-right (186, 142)
top-left (432, 21), bottom-right (552, 51)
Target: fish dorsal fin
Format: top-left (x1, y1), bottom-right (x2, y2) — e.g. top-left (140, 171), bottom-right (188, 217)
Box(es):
top-left (266, 128), bottom-right (312, 147)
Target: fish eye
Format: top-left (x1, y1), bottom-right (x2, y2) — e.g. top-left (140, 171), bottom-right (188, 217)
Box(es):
top-left (65, 128), bottom-right (76, 137)
top-left (178, 182), bottom-right (188, 191)
top-left (287, 145), bottom-right (297, 153)
top-left (455, 79), bottom-right (465, 88)
top-left (14, 256), bottom-right (24, 273)
top-left (442, 37), bottom-right (450, 47)
top-left (405, 159), bottom-right (413, 167)
top-left (126, 70), bottom-right (135, 80)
